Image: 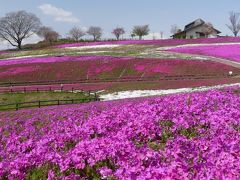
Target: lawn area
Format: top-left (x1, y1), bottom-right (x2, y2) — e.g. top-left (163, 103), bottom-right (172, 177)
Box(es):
top-left (0, 44), bottom-right (153, 60)
top-left (0, 91), bottom-right (93, 111)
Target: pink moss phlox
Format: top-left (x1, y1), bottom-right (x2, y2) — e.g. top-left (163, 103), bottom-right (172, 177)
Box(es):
top-left (54, 37), bottom-right (240, 48)
top-left (0, 87), bottom-right (239, 179)
top-left (168, 44), bottom-right (240, 63)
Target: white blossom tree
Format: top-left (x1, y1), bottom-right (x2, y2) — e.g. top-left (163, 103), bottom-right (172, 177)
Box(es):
top-left (132, 25), bottom-right (150, 40)
top-left (112, 27), bottom-right (125, 40)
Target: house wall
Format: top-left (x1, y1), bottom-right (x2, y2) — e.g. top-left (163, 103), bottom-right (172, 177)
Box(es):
top-left (186, 25), bottom-right (218, 39)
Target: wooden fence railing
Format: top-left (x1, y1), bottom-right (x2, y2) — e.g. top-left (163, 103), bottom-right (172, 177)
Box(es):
top-left (0, 73), bottom-right (236, 87)
top-left (0, 97), bottom-right (100, 111)
top-left (0, 86), bottom-right (96, 95)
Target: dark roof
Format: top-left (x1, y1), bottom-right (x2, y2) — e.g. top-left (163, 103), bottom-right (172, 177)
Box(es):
top-left (184, 19), bottom-right (205, 31)
top-left (171, 30), bottom-right (186, 37)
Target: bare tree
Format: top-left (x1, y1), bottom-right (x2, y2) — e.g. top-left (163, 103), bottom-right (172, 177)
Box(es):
top-left (132, 25), bottom-right (150, 40)
top-left (0, 10), bottom-right (41, 50)
top-left (170, 24), bottom-right (181, 35)
top-left (46, 31), bottom-right (59, 44)
top-left (226, 11), bottom-right (240, 37)
top-left (69, 27), bottom-right (85, 41)
top-left (112, 27), bottom-right (125, 40)
top-left (37, 26), bottom-right (60, 44)
top-left (37, 26), bottom-right (52, 39)
top-left (202, 23), bottom-right (215, 38)
top-left (87, 26), bottom-right (102, 41)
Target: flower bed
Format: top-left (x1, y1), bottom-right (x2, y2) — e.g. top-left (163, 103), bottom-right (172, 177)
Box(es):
top-left (0, 51), bottom-right (7, 55)
top-left (0, 56), bottom-right (133, 66)
top-left (0, 87), bottom-right (239, 179)
top-left (55, 37), bottom-right (240, 48)
top-left (167, 44), bottom-right (240, 63)
top-left (0, 56), bottom-right (238, 83)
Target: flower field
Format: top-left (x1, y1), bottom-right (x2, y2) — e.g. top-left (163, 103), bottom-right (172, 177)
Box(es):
top-left (55, 37), bottom-right (240, 48)
top-left (0, 87), bottom-right (239, 179)
top-left (0, 56), bottom-right (239, 84)
top-left (0, 38), bottom-right (240, 179)
top-left (1, 0), bottom-right (240, 177)
top-left (167, 44), bottom-right (240, 63)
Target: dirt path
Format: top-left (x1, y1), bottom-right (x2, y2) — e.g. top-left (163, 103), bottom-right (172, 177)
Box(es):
top-left (156, 42), bottom-right (240, 50)
top-left (166, 51), bottom-right (240, 68)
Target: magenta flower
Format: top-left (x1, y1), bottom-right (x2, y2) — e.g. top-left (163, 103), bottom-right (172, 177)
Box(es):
top-left (0, 87), bottom-right (239, 179)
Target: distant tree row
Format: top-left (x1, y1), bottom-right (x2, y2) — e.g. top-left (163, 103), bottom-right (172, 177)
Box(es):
top-left (1, 10), bottom-right (240, 50)
top-left (67, 25), bottom-right (150, 41)
top-left (0, 9), bottom-right (150, 50)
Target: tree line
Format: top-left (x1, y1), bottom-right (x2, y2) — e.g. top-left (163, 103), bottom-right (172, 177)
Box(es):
top-left (0, 10), bottom-right (240, 50)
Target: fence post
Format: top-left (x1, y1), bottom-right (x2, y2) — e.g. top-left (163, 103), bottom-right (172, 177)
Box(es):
top-left (38, 101), bottom-right (41, 108)
top-left (24, 87), bottom-right (26, 93)
top-left (37, 88), bottom-right (39, 93)
top-left (72, 87), bottom-right (74, 93)
top-left (61, 84), bottom-right (63, 92)
top-left (71, 99), bottom-right (74, 104)
top-left (57, 100), bottom-right (60, 105)
top-left (16, 103), bottom-right (18, 111)
top-left (94, 92), bottom-right (97, 100)
top-left (88, 90), bottom-right (91, 96)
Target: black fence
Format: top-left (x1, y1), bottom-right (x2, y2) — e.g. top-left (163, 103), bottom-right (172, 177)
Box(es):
top-left (0, 86), bottom-right (96, 95)
top-left (0, 97), bottom-right (100, 111)
top-left (0, 73), bottom-right (236, 88)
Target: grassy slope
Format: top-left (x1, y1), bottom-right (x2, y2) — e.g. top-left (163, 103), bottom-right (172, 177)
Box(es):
top-left (0, 58), bottom-right (239, 83)
top-left (0, 91), bottom-right (93, 111)
top-left (0, 45), bottom-right (153, 60)
top-left (0, 91), bottom-right (90, 104)
top-left (100, 77), bottom-right (240, 93)
top-left (0, 41), bottom-right (239, 93)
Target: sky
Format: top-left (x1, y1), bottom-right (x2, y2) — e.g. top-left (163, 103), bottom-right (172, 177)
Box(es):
top-left (0, 0), bottom-right (240, 49)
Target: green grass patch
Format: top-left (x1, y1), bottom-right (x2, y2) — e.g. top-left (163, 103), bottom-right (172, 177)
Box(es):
top-left (0, 91), bottom-right (93, 111)
top-left (0, 45), bottom-right (156, 59)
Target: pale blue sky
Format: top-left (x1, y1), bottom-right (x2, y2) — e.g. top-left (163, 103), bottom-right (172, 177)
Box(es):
top-left (0, 0), bottom-right (240, 39)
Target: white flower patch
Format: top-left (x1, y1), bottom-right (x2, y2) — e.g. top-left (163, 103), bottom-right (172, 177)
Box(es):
top-left (100, 83), bottom-right (240, 101)
top-left (66, 44), bottom-right (121, 50)
top-left (157, 42), bottom-right (240, 50)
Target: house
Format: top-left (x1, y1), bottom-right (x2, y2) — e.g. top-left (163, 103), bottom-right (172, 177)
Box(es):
top-left (172, 19), bottom-right (221, 39)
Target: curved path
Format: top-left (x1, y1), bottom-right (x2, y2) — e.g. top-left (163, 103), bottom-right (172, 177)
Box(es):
top-left (155, 50), bottom-right (240, 69)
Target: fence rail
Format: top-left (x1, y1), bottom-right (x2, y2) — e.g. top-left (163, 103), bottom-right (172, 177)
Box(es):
top-left (0, 97), bottom-right (100, 111)
top-left (0, 86), bottom-right (95, 94)
top-left (0, 74), bottom-right (236, 87)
